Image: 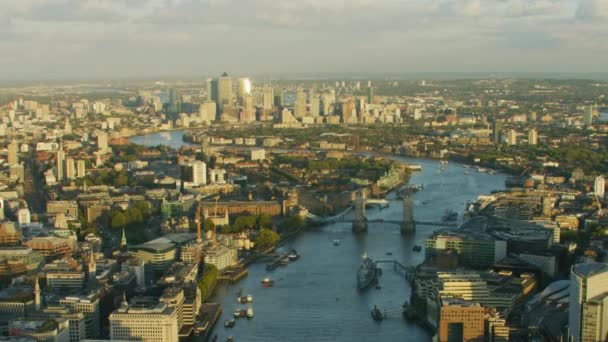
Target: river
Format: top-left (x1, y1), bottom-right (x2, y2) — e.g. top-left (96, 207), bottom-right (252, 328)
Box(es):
top-left (130, 130), bottom-right (507, 342)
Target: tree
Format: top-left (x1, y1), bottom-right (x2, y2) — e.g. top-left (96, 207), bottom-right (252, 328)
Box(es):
top-left (283, 215), bottom-right (305, 231)
top-left (204, 218), bottom-right (216, 232)
top-left (254, 228), bottom-right (280, 250)
top-left (111, 212), bottom-right (127, 229)
top-left (258, 214), bottom-right (273, 229)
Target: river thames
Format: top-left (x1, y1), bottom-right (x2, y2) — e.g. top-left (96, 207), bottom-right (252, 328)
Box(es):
top-left (130, 131), bottom-right (507, 342)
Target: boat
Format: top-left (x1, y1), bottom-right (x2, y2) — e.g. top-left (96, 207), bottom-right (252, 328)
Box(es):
top-left (333, 239), bottom-right (341, 246)
top-left (442, 210), bottom-right (458, 222)
top-left (357, 253), bottom-right (380, 290)
top-left (226, 337), bottom-right (234, 342)
top-left (261, 278), bottom-right (274, 287)
top-left (440, 160), bottom-right (448, 165)
top-left (488, 170), bottom-right (497, 175)
top-left (477, 167), bottom-right (487, 173)
top-left (385, 252), bottom-right (392, 256)
top-left (287, 250), bottom-right (300, 261)
top-left (463, 164), bottom-right (471, 168)
top-left (246, 307), bottom-right (254, 319)
top-left (233, 309), bottom-right (240, 318)
top-left (224, 319), bottom-right (235, 328)
top-left (412, 245), bottom-right (422, 252)
top-left (422, 200), bottom-right (430, 205)
top-left (238, 296), bottom-right (247, 304)
top-left (464, 171), bottom-right (471, 175)
top-left (246, 295), bottom-right (253, 303)
top-left (279, 258), bottom-right (290, 266)
top-left (371, 306), bottom-right (384, 321)
top-left (238, 309), bottom-right (247, 318)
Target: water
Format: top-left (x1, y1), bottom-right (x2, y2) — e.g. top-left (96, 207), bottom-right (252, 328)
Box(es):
top-left (130, 131), bottom-right (507, 342)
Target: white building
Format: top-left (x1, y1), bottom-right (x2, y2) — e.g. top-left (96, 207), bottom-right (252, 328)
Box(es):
top-left (250, 148), bottom-right (266, 161)
top-left (507, 129), bottom-right (517, 145)
top-left (97, 131), bottom-right (108, 153)
top-left (191, 161), bottom-right (207, 186)
top-left (594, 176), bottom-right (605, 198)
top-left (60, 293), bottom-right (100, 339)
top-left (110, 298), bottom-right (179, 342)
top-left (204, 245), bottom-right (237, 271)
top-left (17, 208), bottom-right (31, 226)
top-left (528, 128), bottom-right (538, 145)
top-left (569, 263), bottom-right (608, 342)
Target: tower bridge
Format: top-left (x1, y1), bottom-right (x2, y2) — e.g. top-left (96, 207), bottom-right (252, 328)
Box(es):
top-left (306, 187), bottom-right (457, 233)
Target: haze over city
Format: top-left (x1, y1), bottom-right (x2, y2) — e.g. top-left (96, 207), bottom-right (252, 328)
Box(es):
top-left (1, 0), bottom-right (608, 81)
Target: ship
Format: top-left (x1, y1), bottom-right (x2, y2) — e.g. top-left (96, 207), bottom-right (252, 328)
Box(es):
top-left (442, 210), bottom-right (458, 222)
top-left (357, 253), bottom-right (380, 290)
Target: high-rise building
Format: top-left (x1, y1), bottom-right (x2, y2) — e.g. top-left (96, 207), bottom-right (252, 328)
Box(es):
top-left (240, 94), bottom-right (255, 123)
top-left (367, 84), bottom-right (375, 105)
top-left (310, 96), bottom-right (320, 117)
top-left (217, 72), bottom-right (232, 113)
top-left (583, 106), bottom-right (594, 126)
top-left (199, 102), bottom-right (217, 123)
top-left (262, 86), bottom-right (274, 110)
top-left (492, 120), bottom-right (502, 144)
top-left (206, 78), bottom-right (218, 102)
top-left (569, 263), bottom-right (608, 342)
top-left (65, 158), bottom-right (75, 180)
top-left (294, 90), bottom-right (307, 118)
top-left (191, 161), bottom-right (207, 186)
top-left (236, 78), bottom-right (251, 105)
top-left (77, 160), bottom-right (86, 178)
top-left (56, 148), bottom-right (65, 181)
top-left (168, 88), bottom-right (178, 114)
top-left (528, 128), bottom-right (538, 145)
top-left (595, 176), bottom-right (605, 198)
top-left (97, 132), bottom-right (108, 153)
top-left (529, 111), bottom-right (537, 122)
top-left (7, 140), bottom-right (18, 166)
top-left (507, 129), bottom-right (517, 146)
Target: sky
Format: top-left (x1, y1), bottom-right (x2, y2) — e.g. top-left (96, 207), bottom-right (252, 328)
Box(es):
top-left (0, 0), bottom-right (607, 81)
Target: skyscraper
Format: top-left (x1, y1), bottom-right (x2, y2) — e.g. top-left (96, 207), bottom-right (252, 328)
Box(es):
top-left (367, 84), bottom-right (375, 105)
top-left (168, 88), bottom-right (179, 114)
top-left (583, 106), bottom-right (594, 126)
top-left (97, 132), bottom-right (108, 153)
top-left (65, 157), bottom-right (75, 180)
top-left (77, 160), bottom-right (86, 178)
top-left (236, 78), bottom-right (251, 105)
top-left (507, 130), bottom-right (517, 145)
top-left (217, 72), bottom-right (232, 113)
top-left (191, 161), bottom-right (207, 186)
top-left (7, 140), bottom-right (18, 166)
top-left (294, 90), bottom-right (307, 118)
top-left (595, 176), bottom-right (605, 198)
top-left (528, 128), bottom-right (538, 145)
top-left (262, 86), bottom-right (274, 110)
top-left (206, 78), bottom-right (218, 102)
top-left (492, 120), bottom-right (502, 144)
top-left (569, 263), bottom-right (608, 342)
top-left (56, 148), bottom-right (65, 182)
top-left (310, 96), bottom-right (320, 117)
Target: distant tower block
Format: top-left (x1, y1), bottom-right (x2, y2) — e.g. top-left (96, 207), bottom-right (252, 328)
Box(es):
top-left (401, 191), bottom-right (416, 234)
top-left (352, 191), bottom-right (368, 233)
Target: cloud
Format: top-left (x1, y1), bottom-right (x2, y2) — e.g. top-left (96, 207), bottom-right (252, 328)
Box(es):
top-left (0, 0), bottom-right (606, 80)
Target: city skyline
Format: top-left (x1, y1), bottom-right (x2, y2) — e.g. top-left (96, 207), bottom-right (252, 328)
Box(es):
top-left (1, 0), bottom-right (608, 81)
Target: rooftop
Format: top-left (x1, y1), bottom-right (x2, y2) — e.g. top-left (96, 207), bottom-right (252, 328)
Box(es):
top-left (572, 262), bottom-right (608, 279)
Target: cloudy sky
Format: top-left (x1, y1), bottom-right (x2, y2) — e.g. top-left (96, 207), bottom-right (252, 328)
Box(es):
top-left (1, 0), bottom-right (607, 80)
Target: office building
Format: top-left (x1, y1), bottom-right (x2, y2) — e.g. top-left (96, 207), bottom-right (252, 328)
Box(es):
top-left (367, 84), bottom-right (375, 105)
top-left (594, 176), bottom-right (605, 198)
top-left (438, 298), bottom-right (485, 342)
top-left (250, 148), bottom-right (265, 161)
top-left (56, 148), bottom-right (65, 181)
top-left (9, 318), bottom-right (70, 342)
top-left (236, 78), bottom-right (251, 105)
top-left (60, 293), bottom-right (100, 339)
top-left (492, 120), bottom-right (502, 144)
top-left (77, 160), bottom-right (86, 178)
top-left (507, 129), bottom-right (517, 146)
top-left (17, 208), bottom-right (31, 226)
top-left (39, 305), bottom-right (86, 342)
top-left (569, 263), bottom-right (608, 342)
top-left (204, 245), bottom-right (237, 271)
top-left (97, 132), bottom-right (108, 153)
top-left (528, 128), bottom-right (538, 145)
top-left (310, 96), bottom-right (320, 116)
top-left (294, 90), bottom-right (307, 118)
top-left (206, 78), bottom-right (218, 102)
top-left (191, 160), bottom-right (207, 186)
top-left (583, 106), bottom-right (593, 125)
top-left (7, 140), bottom-right (19, 165)
top-left (65, 158), bottom-right (75, 180)
top-left (110, 296), bottom-right (179, 342)
top-left (217, 72), bottom-right (232, 113)
top-left (262, 86), bottom-right (273, 110)
top-left (131, 239), bottom-right (176, 272)
top-left (199, 101), bottom-right (217, 123)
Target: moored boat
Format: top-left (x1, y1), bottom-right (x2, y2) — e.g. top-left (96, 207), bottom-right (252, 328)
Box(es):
top-left (357, 253), bottom-right (380, 290)
top-left (261, 278), bottom-right (274, 287)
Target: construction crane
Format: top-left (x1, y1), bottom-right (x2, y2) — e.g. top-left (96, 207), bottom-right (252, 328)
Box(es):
top-left (595, 192), bottom-right (603, 216)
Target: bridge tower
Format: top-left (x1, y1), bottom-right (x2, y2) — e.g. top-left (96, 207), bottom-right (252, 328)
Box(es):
top-left (352, 191), bottom-right (368, 233)
top-left (401, 190), bottom-right (416, 234)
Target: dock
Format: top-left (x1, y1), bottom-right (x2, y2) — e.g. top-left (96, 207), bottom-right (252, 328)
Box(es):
top-left (218, 266), bottom-right (249, 283)
top-left (194, 303), bottom-right (221, 340)
top-left (265, 248), bottom-right (298, 271)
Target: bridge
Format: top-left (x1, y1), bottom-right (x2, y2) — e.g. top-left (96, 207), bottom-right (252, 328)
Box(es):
top-left (307, 187), bottom-right (456, 234)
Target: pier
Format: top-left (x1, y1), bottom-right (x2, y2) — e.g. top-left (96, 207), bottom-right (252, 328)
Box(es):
top-left (218, 266), bottom-right (249, 283)
top-left (194, 303), bottom-right (221, 340)
top-left (265, 248), bottom-right (298, 271)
